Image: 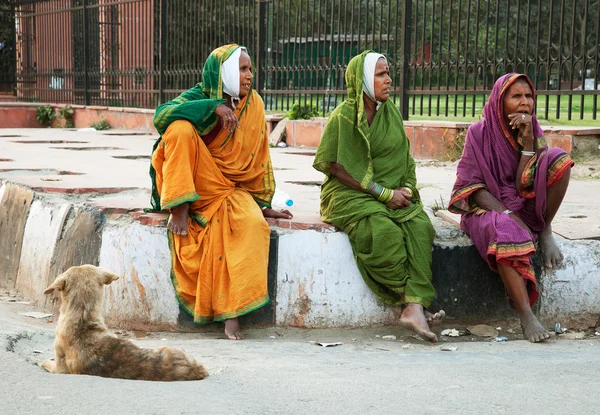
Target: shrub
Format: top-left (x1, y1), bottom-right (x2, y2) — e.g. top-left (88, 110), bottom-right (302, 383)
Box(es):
top-left (90, 119), bottom-right (110, 130)
top-left (57, 105), bottom-right (75, 128)
top-left (284, 103), bottom-right (320, 120)
top-left (35, 105), bottom-right (55, 126)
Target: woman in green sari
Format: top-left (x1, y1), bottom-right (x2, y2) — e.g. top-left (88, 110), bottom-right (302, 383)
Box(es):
top-left (313, 51), bottom-right (443, 342)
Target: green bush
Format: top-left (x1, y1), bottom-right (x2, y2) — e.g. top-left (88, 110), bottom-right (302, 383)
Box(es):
top-left (57, 105), bottom-right (75, 128)
top-left (35, 105), bottom-right (55, 126)
top-left (284, 103), bottom-right (320, 120)
top-left (91, 119), bottom-right (110, 130)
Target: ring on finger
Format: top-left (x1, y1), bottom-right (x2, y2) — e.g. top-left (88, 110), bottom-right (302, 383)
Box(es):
top-left (521, 114), bottom-right (526, 120)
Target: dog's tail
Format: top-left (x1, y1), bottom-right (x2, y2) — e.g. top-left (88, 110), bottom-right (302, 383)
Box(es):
top-left (154, 346), bottom-right (209, 381)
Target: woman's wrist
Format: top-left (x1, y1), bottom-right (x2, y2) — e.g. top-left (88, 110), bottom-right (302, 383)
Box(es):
top-left (366, 181), bottom-right (393, 203)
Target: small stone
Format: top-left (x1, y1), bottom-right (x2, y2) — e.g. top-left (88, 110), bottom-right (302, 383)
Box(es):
top-left (268, 336), bottom-right (276, 339)
top-left (401, 345), bottom-right (411, 350)
top-left (375, 335), bottom-right (381, 338)
top-left (496, 327), bottom-right (502, 331)
top-left (561, 332), bottom-right (586, 340)
top-left (467, 324), bottom-right (499, 337)
top-left (440, 346), bottom-right (458, 352)
top-left (507, 328), bottom-right (515, 333)
top-left (19, 312), bottom-right (52, 319)
top-left (382, 335), bottom-right (396, 341)
top-left (441, 328), bottom-right (460, 337)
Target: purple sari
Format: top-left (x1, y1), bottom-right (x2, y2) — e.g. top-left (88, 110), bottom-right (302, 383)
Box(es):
top-left (449, 73), bottom-right (573, 306)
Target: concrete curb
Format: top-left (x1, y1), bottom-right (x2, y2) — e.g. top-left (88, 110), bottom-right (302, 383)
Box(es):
top-left (1, 180), bottom-right (599, 330)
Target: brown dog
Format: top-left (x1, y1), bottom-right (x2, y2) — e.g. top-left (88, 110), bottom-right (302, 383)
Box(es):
top-left (41, 265), bottom-right (208, 381)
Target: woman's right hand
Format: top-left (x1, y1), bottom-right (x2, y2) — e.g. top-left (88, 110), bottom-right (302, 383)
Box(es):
top-left (386, 189), bottom-right (411, 209)
top-left (214, 104), bottom-right (239, 132)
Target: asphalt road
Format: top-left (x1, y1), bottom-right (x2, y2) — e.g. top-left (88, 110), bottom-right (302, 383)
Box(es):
top-left (1, 302), bottom-right (599, 415)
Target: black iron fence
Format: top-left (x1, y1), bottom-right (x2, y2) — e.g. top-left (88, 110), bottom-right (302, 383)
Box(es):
top-left (5, 0), bottom-right (600, 120)
top-left (0, 1), bottom-right (15, 95)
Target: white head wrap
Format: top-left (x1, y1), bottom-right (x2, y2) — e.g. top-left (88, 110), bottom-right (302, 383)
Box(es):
top-left (221, 47), bottom-right (247, 106)
top-left (362, 52), bottom-right (386, 104)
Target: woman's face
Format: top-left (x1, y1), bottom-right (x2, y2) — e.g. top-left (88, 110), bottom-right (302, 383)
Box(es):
top-left (373, 58), bottom-right (392, 101)
top-left (502, 79), bottom-right (534, 124)
top-left (239, 51), bottom-right (253, 98)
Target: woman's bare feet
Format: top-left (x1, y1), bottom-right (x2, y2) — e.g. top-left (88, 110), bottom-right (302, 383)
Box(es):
top-left (168, 203), bottom-right (190, 236)
top-left (424, 309), bottom-right (446, 326)
top-left (520, 310), bottom-right (551, 343)
top-left (224, 318), bottom-right (243, 340)
top-left (400, 303), bottom-right (437, 343)
top-left (539, 225), bottom-right (563, 269)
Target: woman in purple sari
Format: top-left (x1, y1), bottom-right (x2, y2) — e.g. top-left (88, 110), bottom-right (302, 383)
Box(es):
top-left (449, 73), bottom-right (573, 343)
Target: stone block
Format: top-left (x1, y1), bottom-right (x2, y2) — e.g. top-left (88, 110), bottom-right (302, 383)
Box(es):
top-left (0, 183), bottom-right (34, 288)
top-left (46, 205), bottom-right (104, 311)
top-left (15, 200), bottom-right (71, 306)
top-left (99, 221), bottom-right (179, 330)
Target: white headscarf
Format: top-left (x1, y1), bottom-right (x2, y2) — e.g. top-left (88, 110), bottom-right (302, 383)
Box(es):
top-left (221, 47), bottom-right (247, 106)
top-left (362, 52), bottom-right (386, 105)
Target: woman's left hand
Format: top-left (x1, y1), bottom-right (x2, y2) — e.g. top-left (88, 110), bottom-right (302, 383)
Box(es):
top-left (262, 208), bottom-right (293, 220)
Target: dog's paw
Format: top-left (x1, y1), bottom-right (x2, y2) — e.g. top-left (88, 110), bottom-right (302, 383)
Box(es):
top-left (40, 359), bottom-right (55, 373)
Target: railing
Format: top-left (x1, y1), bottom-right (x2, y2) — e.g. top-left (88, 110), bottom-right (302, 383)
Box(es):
top-left (6, 0), bottom-right (600, 121)
top-left (0, 2), bottom-right (16, 95)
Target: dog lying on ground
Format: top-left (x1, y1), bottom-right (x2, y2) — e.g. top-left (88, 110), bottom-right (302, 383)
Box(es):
top-left (40, 265), bottom-right (208, 381)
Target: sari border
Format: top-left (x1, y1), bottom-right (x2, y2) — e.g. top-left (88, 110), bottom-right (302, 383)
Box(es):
top-left (448, 183), bottom-right (487, 214)
top-left (548, 153), bottom-right (574, 188)
top-left (161, 192), bottom-right (200, 210)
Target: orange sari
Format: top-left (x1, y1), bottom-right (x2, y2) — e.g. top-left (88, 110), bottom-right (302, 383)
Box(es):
top-left (151, 91), bottom-right (274, 323)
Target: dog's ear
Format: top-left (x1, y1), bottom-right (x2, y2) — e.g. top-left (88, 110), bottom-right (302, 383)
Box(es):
top-left (102, 271), bottom-right (120, 285)
top-left (44, 275), bottom-right (66, 295)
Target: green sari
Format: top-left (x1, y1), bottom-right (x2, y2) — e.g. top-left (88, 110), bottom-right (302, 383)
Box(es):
top-left (313, 51), bottom-right (435, 307)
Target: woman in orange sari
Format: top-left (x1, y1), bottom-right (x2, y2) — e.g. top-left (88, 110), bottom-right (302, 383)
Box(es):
top-left (150, 44), bottom-right (292, 339)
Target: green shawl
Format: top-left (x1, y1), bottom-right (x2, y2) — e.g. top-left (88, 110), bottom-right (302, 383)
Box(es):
top-left (313, 50), bottom-right (423, 233)
top-left (149, 44), bottom-right (246, 211)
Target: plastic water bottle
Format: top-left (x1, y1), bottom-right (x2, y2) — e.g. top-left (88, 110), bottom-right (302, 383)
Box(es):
top-left (272, 188), bottom-right (294, 208)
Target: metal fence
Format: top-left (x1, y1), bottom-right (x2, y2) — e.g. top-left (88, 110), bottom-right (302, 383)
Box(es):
top-left (0, 2), bottom-right (15, 94)
top-left (6, 0), bottom-right (600, 120)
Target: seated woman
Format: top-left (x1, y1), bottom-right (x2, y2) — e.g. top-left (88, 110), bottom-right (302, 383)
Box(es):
top-left (449, 73), bottom-right (573, 343)
top-left (150, 44), bottom-right (292, 340)
top-left (313, 51), bottom-right (444, 342)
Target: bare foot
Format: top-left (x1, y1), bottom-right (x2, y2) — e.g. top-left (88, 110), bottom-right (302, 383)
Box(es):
top-left (168, 203), bottom-right (190, 236)
top-left (520, 310), bottom-right (550, 343)
top-left (224, 318), bottom-right (243, 340)
top-left (400, 303), bottom-right (437, 343)
top-left (425, 309), bottom-right (446, 326)
top-left (539, 225), bottom-right (563, 269)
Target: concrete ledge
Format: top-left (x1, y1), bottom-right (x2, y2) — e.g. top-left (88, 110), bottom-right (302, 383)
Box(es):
top-left (0, 183), bottom-right (34, 289)
top-left (0, 103), bottom-right (155, 130)
top-left (2, 181), bottom-right (599, 331)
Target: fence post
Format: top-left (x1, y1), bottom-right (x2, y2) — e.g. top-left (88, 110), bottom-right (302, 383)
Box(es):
top-left (82, 0), bottom-right (89, 105)
top-left (158, 0), bottom-right (166, 104)
top-left (399, 0), bottom-right (412, 120)
top-left (255, 0), bottom-right (269, 96)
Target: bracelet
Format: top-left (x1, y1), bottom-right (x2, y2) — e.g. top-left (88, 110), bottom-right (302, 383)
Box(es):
top-left (521, 150), bottom-right (535, 157)
top-left (403, 186), bottom-right (414, 198)
top-left (261, 206), bottom-right (268, 211)
top-left (366, 181), bottom-right (393, 203)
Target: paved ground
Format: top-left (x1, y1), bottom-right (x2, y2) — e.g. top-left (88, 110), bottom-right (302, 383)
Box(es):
top-left (1, 128), bottom-right (599, 238)
top-left (1, 299), bottom-right (600, 415)
top-left (2, 128), bottom-right (600, 414)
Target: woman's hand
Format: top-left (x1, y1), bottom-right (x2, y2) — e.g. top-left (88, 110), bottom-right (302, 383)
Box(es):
top-left (214, 104), bottom-right (240, 132)
top-left (507, 113), bottom-right (533, 148)
top-left (399, 187), bottom-right (413, 200)
top-left (262, 208), bottom-right (293, 220)
top-left (386, 189), bottom-right (411, 209)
